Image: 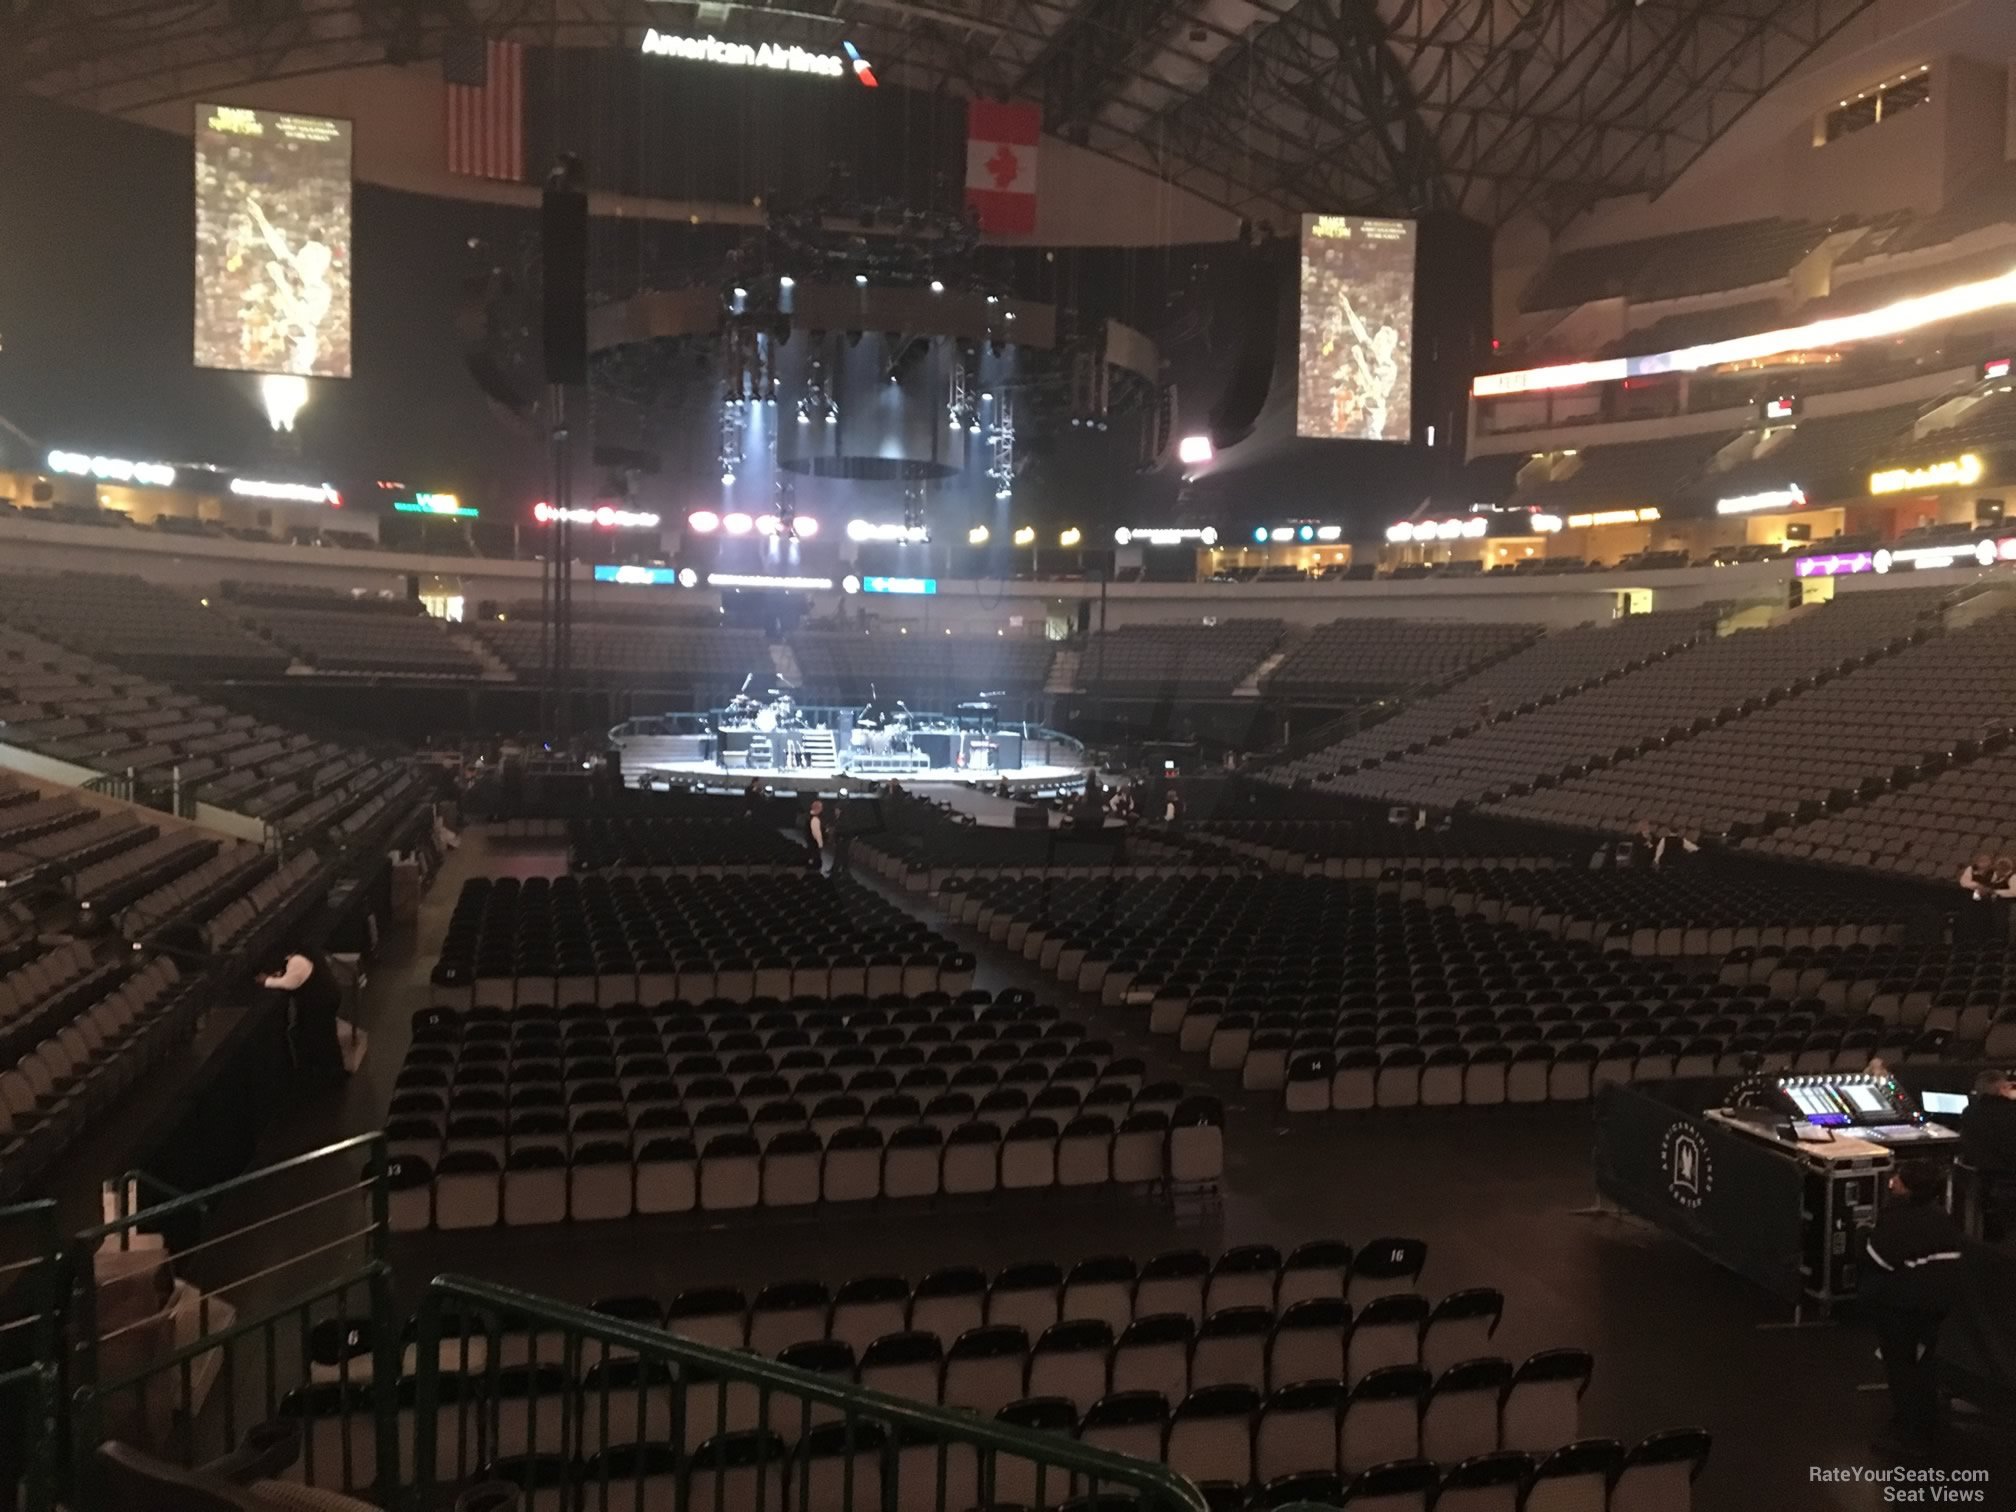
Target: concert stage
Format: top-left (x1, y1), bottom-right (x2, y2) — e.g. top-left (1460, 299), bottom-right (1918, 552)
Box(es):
top-left (628, 758), bottom-right (1090, 802)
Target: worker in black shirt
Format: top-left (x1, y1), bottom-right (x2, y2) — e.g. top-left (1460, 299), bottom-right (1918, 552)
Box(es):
top-left (1961, 1070), bottom-right (2016, 1240)
top-left (1862, 1158), bottom-right (1965, 1460)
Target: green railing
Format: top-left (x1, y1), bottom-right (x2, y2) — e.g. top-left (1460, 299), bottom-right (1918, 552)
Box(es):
top-left (409, 1276), bottom-right (1214, 1512)
top-left (64, 1133), bottom-right (397, 1504)
top-left (1, 1200), bottom-right (63, 1512)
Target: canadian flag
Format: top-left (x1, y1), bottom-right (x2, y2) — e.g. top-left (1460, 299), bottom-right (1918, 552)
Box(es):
top-left (966, 99), bottom-right (1039, 235)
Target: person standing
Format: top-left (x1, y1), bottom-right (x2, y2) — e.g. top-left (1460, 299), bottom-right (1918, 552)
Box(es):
top-left (804, 800), bottom-right (828, 874)
top-left (1861, 1159), bottom-right (1965, 1460)
top-left (828, 797), bottom-right (853, 879)
top-left (1960, 1070), bottom-right (2016, 1239)
top-left (258, 947), bottom-right (347, 1088)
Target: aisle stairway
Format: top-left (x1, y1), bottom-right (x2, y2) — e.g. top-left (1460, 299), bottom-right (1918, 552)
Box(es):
top-left (447, 627), bottom-right (517, 681)
top-left (1045, 648), bottom-right (1081, 695)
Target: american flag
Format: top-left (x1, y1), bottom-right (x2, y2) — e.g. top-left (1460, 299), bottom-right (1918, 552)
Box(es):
top-left (444, 36), bottom-right (524, 182)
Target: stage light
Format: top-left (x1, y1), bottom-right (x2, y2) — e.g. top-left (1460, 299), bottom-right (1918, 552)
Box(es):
top-left (757, 514), bottom-right (780, 535)
top-left (981, 391), bottom-right (993, 401)
top-left (688, 510), bottom-right (721, 534)
top-left (986, 295), bottom-right (999, 305)
top-left (969, 422), bottom-right (981, 434)
top-left (842, 574), bottom-right (863, 594)
top-left (968, 524), bottom-right (990, 545)
top-left (260, 374), bottom-right (310, 432)
top-left (779, 276), bottom-right (795, 289)
top-left (1059, 527), bottom-right (1082, 547)
top-left (1005, 312), bottom-right (1016, 323)
top-left (721, 471), bottom-right (736, 485)
top-left (930, 280), bottom-right (945, 294)
top-left (854, 273), bottom-right (868, 287)
top-left (1013, 526), bottom-right (1036, 546)
top-left (723, 511), bottom-right (754, 534)
top-left (677, 567), bottom-right (700, 588)
top-left (1178, 435), bottom-right (1213, 465)
top-left (733, 286), bottom-right (747, 299)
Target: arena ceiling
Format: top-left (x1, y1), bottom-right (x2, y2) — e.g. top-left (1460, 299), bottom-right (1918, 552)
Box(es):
top-left (7, 0), bottom-right (1879, 229)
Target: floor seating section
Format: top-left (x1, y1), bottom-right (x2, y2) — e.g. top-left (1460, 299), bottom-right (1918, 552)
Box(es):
top-left (1267, 611), bottom-right (1716, 782)
top-left (283, 1250), bottom-right (1709, 1510)
top-left (936, 872), bottom-right (1960, 1111)
top-left (857, 793), bottom-right (1203, 887)
top-left (1705, 942), bottom-right (2016, 1057)
top-left (0, 623), bottom-right (422, 837)
top-left (567, 817), bottom-right (809, 873)
top-left (789, 632), bottom-right (1055, 705)
top-left (1494, 596), bottom-right (2016, 835)
top-left (0, 571), bottom-right (289, 679)
top-left (473, 621), bottom-right (770, 694)
top-left (1258, 621), bottom-right (1540, 703)
top-left (1307, 586), bottom-right (1959, 810)
top-left (1752, 742), bottom-right (2016, 881)
top-left (428, 875), bottom-right (972, 1007)
top-left (383, 990), bottom-right (1226, 1226)
top-left (1079, 622), bottom-right (1285, 699)
top-left (238, 605), bottom-right (481, 677)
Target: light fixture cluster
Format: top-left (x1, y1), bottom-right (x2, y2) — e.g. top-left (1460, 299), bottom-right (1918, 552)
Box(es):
top-left (987, 393), bottom-right (1016, 501)
top-left (689, 509), bottom-right (820, 538)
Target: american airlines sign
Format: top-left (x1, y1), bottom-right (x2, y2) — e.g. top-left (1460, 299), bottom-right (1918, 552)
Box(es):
top-left (640, 30), bottom-right (877, 85)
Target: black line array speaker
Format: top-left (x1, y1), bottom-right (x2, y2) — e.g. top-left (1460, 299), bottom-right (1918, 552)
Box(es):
top-left (541, 186), bottom-right (589, 385)
top-left (1412, 211), bottom-right (1494, 471)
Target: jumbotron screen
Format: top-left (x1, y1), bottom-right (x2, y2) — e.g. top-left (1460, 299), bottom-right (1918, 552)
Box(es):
top-left (1296, 214), bottom-right (1415, 442)
top-left (193, 104), bottom-right (353, 379)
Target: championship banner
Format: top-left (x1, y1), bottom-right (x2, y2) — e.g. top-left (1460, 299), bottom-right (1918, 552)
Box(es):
top-left (966, 99), bottom-right (1039, 235)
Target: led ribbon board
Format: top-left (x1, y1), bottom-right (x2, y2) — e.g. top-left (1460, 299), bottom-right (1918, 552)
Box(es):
top-left (394, 492), bottom-right (476, 517)
top-left (1477, 265), bottom-right (2016, 398)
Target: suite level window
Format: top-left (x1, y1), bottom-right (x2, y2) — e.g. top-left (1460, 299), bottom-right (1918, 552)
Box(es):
top-left (1816, 66), bottom-right (1931, 146)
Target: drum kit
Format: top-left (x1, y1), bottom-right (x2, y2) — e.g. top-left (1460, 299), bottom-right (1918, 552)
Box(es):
top-left (851, 687), bottom-right (914, 757)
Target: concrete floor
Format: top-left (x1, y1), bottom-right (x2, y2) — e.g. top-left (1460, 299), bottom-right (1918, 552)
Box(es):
top-left (249, 828), bottom-right (2016, 1510)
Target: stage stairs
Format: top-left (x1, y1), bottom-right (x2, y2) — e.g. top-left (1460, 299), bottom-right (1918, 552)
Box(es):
top-left (798, 727), bottom-right (839, 770)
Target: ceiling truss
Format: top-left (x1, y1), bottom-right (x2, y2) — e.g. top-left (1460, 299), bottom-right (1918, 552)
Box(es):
top-left (3, 0), bottom-right (1881, 229)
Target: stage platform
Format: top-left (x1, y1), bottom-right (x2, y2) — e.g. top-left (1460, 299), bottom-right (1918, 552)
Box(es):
top-left (629, 759), bottom-right (1090, 804)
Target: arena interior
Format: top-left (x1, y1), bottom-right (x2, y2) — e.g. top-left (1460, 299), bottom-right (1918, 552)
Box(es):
top-left (8, 2), bottom-right (2016, 1510)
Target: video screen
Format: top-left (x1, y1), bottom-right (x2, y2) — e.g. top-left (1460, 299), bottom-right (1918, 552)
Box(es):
top-left (194, 104), bottom-right (353, 379)
top-left (1296, 214), bottom-right (1415, 442)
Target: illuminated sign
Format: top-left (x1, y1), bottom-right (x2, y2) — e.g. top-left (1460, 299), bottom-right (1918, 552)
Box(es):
top-left (1716, 485), bottom-right (1807, 516)
top-left (1793, 551), bottom-right (1875, 578)
top-left (709, 572), bottom-right (836, 590)
top-left (1869, 454), bottom-right (1985, 495)
top-left (594, 565), bottom-right (681, 586)
top-left (846, 519), bottom-right (930, 543)
top-left (1475, 264), bottom-right (2016, 398)
top-left (1255, 523), bottom-right (1344, 544)
top-left (1565, 508), bottom-right (1661, 528)
top-left (393, 493), bottom-right (477, 517)
top-left (861, 576), bottom-right (937, 595)
top-left (535, 502), bottom-right (662, 528)
top-left (231, 478), bottom-right (341, 506)
top-left (1531, 514), bottom-right (1564, 533)
top-left (640, 29), bottom-right (873, 84)
top-left (1386, 517), bottom-right (1487, 544)
top-left (1985, 358), bottom-right (2012, 382)
top-left (47, 450), bottom-right (176, 488)
top-left (1114, 527), bottom-right (1220, 546)
top-left (1870, 537), bottom-right (2016, 574)
top-left (1763, 396), bottom-right (1800, 421)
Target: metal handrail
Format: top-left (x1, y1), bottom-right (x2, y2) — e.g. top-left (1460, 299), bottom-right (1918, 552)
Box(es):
top-left (0, 1200), bottom-right (62, 1512)
top-left (413, 1274), bottom-right (1214, 1512)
